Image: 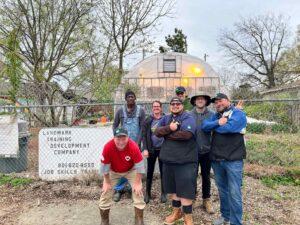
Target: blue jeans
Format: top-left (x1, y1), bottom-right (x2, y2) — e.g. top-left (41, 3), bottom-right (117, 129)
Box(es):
top-left (114, 177), bottom-right (129, 191)
top-left (212, 160), bottom-right (244, 225)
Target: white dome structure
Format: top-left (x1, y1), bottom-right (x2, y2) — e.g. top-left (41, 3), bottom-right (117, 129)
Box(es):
top-left (115, 52), bottom-right (221, 103)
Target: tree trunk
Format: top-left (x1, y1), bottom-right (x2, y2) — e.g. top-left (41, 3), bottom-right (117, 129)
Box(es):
top-left (268, 72), bottom-right (276, 89)
top-left (118, 52), bottom-right (124, 82)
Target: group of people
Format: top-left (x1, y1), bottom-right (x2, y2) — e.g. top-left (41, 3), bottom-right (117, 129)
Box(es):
top-left (98, 87), bottom-right (247, 225)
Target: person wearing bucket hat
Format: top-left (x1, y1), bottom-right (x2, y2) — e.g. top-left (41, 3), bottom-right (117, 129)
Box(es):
top-left (189, 92), bottom-right (215, 214)
top-left (175, 86), bottom-right (193, 111)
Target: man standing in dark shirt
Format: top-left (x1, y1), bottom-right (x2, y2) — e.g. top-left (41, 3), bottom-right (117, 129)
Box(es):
top-left (113, 90), bottom-right (146, 145)
top-left (155, 97), bottom-right (197, 225)
top-left (189, 92), bottom-right (215, 214)
top-left (112, 90), bottom-right (146, 202)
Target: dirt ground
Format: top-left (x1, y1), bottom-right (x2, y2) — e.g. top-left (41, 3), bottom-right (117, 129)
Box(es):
top-left (0, 173), bottom-right (299, 225)
top-left (1, 128), bottom-right (299, 225)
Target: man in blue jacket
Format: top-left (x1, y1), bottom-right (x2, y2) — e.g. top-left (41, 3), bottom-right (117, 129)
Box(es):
top-left (201, 93), bottom-right (247, 225)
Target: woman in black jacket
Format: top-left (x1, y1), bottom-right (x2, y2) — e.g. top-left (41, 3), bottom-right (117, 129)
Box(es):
top-left (142, 100), bottom-right (167, 203)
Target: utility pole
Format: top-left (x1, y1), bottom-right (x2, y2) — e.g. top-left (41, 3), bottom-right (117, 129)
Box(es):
top-left (142, 49), bottom-right (146, 60)
top-left (204, 53), bottom-right (208, 62)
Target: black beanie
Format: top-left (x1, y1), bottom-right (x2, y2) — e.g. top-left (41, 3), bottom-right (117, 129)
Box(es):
top-left (125, 90), bottom-right (136, 99)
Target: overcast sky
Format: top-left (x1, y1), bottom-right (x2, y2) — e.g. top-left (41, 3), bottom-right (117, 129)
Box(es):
top-left (125, 0), bottom-right (300, 71)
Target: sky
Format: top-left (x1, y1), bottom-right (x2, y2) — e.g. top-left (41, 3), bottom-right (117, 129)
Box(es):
top-left (125, 0), bottom-right (300, 71)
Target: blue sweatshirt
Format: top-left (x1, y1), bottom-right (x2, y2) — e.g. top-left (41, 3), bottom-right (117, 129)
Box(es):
top-left (201, 106), bottom-right (247, 134)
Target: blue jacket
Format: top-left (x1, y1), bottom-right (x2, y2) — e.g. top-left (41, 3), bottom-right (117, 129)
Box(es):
top-left (201, 106), bottom-right (247, 161)
top-left (201, 106), bottom-right (247, 134)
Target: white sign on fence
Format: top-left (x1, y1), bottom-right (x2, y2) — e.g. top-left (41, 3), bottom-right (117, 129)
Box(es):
top-left (0, 115), bottom-right (19, 157)
top-left (39, 127), bottom-right (113, 180)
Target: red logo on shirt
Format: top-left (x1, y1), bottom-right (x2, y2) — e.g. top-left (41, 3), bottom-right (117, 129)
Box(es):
top-left (125, 156), bottom-right (131, 161)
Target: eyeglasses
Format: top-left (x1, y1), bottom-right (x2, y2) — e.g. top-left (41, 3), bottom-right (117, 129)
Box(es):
top-left (170, 103), bottom-right (182, 106)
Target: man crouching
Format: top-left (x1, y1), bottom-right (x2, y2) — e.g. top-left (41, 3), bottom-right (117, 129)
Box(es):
top-left (99, 128), bottom-right (146, 225)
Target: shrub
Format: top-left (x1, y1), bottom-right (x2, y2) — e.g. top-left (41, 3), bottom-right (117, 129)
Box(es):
top-left (244, 102), bottom-right (292, 125)
top-left (261, 174), bottom-right (300, 188)
top-left (271, 124), bottom-right (299, 133)
top-left (247, 123), bottom-right (266, 134)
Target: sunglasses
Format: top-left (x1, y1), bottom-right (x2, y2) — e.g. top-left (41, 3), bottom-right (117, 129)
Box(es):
top-left (170, 102), bottom-right (182, 106)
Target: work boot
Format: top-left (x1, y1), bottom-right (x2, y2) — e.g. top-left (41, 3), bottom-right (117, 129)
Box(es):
top-left (144, 178), bottom-right (152, 204)
top-left (99, 208), bottom-right (110, 225)
top-left (113, 191), bottom-right (122, 202)
top-left (183, 214), bottom-right (194, 225)
top-left (124, 184), bottom-right (132, 198)
top-left (134, 207), bottom-right (145, 225)
top-left (164, 207), bottom-right (183, 225)
top-left (203, 198), bottom-right (215, 214)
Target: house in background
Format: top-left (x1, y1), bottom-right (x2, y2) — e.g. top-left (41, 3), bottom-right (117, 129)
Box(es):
top-left (115, 52), bottom-right (222, 103)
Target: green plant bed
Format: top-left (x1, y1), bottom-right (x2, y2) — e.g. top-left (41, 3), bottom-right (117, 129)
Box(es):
top-left (261, 173), bottom-right (300, 188)
top-left (0, 173), bottom-right (32, 187)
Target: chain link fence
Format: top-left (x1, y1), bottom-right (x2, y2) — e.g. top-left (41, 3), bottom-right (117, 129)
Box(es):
top-left (0, 99), bottom-right (299, 180)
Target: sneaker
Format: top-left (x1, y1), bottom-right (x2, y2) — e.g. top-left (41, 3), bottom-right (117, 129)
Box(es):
top-left (212, 217), bottom-right (230, 225)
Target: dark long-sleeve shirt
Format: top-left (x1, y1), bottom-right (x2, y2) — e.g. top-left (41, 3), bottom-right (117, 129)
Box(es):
top-left (154, 111), bottom-right (198, 164)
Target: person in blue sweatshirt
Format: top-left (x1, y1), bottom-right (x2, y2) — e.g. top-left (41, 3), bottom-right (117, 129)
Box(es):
top-left (201, 93), bottom-right (247, 225)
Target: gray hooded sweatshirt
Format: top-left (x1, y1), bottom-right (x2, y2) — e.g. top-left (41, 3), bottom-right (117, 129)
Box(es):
top-left (189, 107), bottom-right (214, 155)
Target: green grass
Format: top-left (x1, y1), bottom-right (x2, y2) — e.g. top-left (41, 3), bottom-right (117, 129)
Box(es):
top-left (261, 174), bottom-right (300, 188)
top-left (246, 133), bottom-right (300, 167)
top-left (0, 173), bottom-right (32, 187)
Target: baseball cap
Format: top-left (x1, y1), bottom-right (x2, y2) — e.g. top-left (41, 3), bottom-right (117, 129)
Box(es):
top-left (211, 93), bottom-right (229, 103)
top-left (114, 128), bottom-right (128, 137)
top-left (175, 86), bottom-right (186, 94)
top-left (170, 97), bottom-right (183, 104)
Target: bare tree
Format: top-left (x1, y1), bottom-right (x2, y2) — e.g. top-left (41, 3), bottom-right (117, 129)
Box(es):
top-left (0, 0), bottom-right (94, 126)
top-left (97, 0), bottom-right (175, 77)
top-left (217, 66), bottom-right (241, 88)
top-left (218, 14), bottom-right (290, 89)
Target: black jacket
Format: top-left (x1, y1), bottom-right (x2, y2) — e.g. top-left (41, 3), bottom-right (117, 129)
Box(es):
top-left (141, 114), bottom-right (164, 154)
top-left (154, 111), bottom-right (198, 164)
top-left (189, 108), bottom-right (214, 155)
top-left (211, 132), bottom-right (246, 161)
